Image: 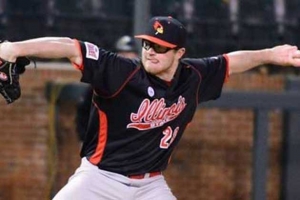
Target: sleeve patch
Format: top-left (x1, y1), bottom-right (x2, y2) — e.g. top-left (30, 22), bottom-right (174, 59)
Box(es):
top-left (84, 42), bottom-right (99, 60)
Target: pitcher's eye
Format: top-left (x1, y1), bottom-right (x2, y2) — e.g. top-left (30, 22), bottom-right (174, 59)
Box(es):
top-left (142, 40), bottom-right (151, 50)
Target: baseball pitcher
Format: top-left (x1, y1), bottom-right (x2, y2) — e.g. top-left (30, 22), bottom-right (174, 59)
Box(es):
top-left (0, 16), bottom-right (300, 200)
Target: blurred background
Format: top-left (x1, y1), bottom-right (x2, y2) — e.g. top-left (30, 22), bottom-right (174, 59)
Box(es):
top-left (0, 0), bottom-right (300, 200)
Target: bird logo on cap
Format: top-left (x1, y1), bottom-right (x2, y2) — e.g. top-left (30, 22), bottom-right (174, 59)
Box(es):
top-left (153, 21), bottom-right (163, 35)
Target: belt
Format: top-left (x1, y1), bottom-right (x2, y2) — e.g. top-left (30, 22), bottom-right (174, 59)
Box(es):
top-left (128, 171), bottom-right (162, 179)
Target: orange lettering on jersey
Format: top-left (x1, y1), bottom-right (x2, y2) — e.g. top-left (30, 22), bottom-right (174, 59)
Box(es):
top-left (127, 96), bottom-right (186, 130)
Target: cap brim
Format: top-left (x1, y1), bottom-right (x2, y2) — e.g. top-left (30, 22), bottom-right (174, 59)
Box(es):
top-left (134, 35), bottom-right (176, 48)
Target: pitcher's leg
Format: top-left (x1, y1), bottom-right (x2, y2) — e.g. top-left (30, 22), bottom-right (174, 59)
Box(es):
top-left (53, 158), bottom-right (133, 200)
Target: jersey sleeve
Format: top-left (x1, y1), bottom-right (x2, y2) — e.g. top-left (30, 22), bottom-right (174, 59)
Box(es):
top-left (182, 55), bottom-right (229, 103)
top-left (73, 40), bottom-right (140, 97)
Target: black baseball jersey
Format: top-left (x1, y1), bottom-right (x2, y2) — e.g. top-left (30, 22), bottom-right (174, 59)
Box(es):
top-left (73, 40), bottom-right (228, 176)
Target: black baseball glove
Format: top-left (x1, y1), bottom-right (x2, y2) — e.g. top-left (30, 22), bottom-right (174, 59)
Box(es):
top-left (0, 57), bottom-right (30, 104)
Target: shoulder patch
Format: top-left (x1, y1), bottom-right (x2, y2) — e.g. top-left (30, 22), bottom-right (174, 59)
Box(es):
top-left (84, 42), bottom-right (99, 60)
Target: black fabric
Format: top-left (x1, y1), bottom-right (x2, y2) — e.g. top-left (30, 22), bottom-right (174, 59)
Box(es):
top-left (75, 86), bottom-right (93, 141)
top-left (76, 41), bottom-right (228, 175)
top-left (135, 16), bottom-right (187, 47)
top-left (0, 57), bottom-right (30, 104)
top-left (182, 56), bottom-right (228, 103)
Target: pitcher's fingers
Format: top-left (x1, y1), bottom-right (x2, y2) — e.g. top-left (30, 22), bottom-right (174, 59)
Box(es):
top-left (291, 57), bottom-right (300, 67)
top-left (292, 50), bottom-right (300, 58)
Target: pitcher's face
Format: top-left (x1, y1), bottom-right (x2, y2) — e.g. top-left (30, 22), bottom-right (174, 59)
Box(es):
top-left (141, 40), bottom-right (185, 81)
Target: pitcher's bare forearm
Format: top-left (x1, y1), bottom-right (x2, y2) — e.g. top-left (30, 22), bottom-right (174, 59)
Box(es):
top-left (0, 37), bottom-right (82, 65)
top-left (227, 45), bottom-right (300, 75)
top-left (227, 49), bottom-right (271, 74)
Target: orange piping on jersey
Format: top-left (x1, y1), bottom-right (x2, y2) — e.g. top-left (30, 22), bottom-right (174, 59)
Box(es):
top-left (189, 65), bottom-right (202, 106)
top-left (222, 54), bottom-right (230, 82)
top-left (71, 39), bottom-right (84, 71)
top-left (105, 66), bottom-right (141, 99)
top-left (186, 122), bottom-right (191, 128)
top-left (164, 80), bottom-right (172, 87)
top-left (89, 109), bottom-right (108, 165)
top-left (168, 153), bottom-right (173, 165)
top-left (167, 142), bottom-right (180, 165)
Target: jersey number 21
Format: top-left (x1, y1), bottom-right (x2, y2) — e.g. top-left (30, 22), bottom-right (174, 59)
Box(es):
top-left (160, 126), bottom-right (179, 149)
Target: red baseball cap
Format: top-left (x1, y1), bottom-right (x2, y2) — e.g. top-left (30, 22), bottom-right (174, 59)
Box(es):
top-left (135, 16), bottom-right (187, 48)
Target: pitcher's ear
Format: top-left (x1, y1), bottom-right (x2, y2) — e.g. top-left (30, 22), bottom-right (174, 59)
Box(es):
top-left (176, 48), bottom-right (186, 59)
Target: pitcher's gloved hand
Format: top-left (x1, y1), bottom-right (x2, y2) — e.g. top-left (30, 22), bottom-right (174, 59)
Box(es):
top-left (0, 57), bottom-right (30, 104)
